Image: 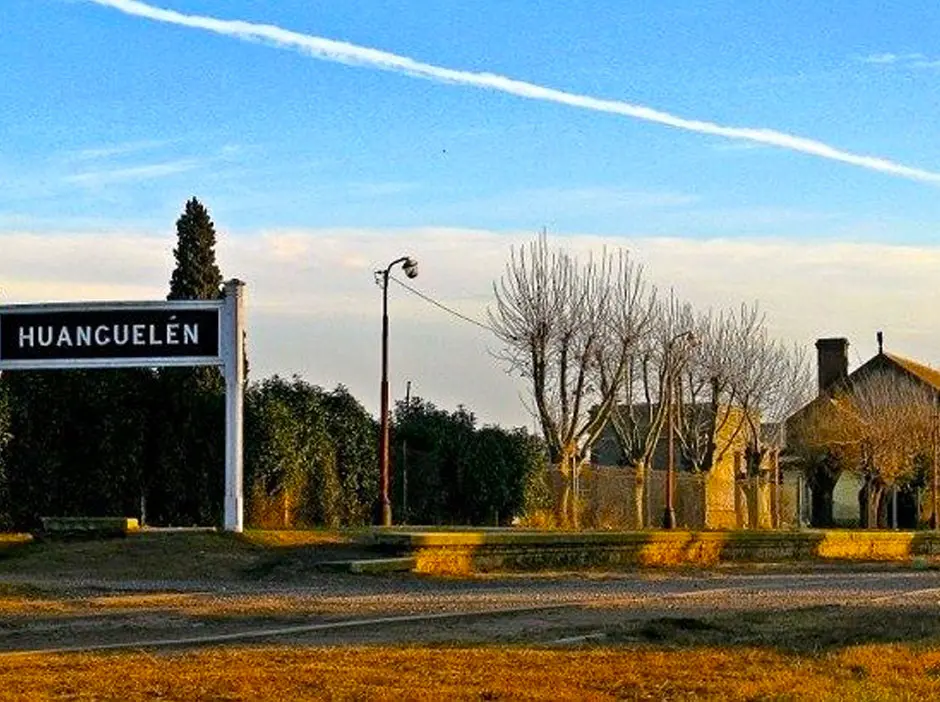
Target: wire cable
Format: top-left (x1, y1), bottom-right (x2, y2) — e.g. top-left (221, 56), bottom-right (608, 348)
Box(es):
top-left (389, 274), bottom-right (495, 332)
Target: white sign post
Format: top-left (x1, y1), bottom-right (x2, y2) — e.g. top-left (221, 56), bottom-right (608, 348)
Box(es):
top-left (0, 279), bottom-right (247, 532)
top-left (221, 279), bottom-right (245, 532)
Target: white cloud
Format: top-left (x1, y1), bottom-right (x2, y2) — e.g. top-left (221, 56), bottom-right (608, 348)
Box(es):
top-left (4, 227), bottom-right (940, 427)
top-left (859, 53), bottom-right (907, 65)
top-left (857, 52), bottom-right (939, 71)
top-left (85, 0), bottom-right (940, 185)
top-left (65, 159), bottom-right (202, 187)
top-left (68, 139), bottom-right (176, 161)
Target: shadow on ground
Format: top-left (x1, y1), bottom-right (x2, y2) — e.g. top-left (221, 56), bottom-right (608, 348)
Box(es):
top-left (604, 605), bottom-right (940, 653)
top-left (0, 529), bottom-right (390, 582)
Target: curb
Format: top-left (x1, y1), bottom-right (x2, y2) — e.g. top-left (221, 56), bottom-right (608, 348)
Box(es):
top-left (317, 557), bottom-right (417, 574)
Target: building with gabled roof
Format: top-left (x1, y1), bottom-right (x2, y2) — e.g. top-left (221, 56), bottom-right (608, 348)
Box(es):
top-left (786, 333), bottom-right (940, 527)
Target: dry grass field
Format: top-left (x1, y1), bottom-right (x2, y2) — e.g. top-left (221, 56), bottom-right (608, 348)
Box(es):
top-left (3, 591), bottom-right (940, 700)
top-left (3, 644), bottom-right (940, 701)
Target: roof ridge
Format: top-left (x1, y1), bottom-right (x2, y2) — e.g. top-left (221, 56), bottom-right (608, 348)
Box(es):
top-left (885, 351), bottom-right (935, 371)
top-left (884, 351), bottom-right (940, 390)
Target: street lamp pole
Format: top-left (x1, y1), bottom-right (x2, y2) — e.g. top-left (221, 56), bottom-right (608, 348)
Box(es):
top-left (663, 367), bottom-right (676, 529)
top-left (663, 330), bottom-right (694, 529)
top-left (376, 256), bottom-right (418, 527)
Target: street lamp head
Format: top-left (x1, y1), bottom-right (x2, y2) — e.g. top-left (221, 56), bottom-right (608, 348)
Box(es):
top-left (403, 257), bottom-right (419, 279)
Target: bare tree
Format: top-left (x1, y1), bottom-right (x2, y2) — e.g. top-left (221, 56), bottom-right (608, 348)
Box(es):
top-left (736, 337), bottom-right (814, 473)
top-left (605, 292), bottom-right (691, 526)
top-left (730, 325), bottom-right (813, 528)
top-left (672, 304), bottom-right (746, 473)
top-left (795, 370), bottom-right (934, 528)
top-left (490, 233), bottom-right (655, 526)
top-left (843, 372), bottom-right (933, 527)
top-left (603, 292), bottom-right (810, 527)
top-left (668, 302), bottom-right (810, 483)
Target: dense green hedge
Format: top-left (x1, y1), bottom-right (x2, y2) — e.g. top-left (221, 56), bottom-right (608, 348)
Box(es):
top-left (0, 371), bottom-right (545, 530)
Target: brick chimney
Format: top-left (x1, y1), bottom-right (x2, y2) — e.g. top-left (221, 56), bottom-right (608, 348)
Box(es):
top-left (815, 337), bottom-right (849, 394)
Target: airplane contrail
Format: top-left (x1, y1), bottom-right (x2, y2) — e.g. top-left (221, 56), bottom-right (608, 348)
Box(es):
top-left (88, 0), bottom-right (940, 186)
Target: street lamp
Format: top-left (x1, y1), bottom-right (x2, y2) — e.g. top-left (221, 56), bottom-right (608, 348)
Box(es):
top-left (375, 256), bottom-right (418, 527)
top-left (663, 330), bottom-right (695, 529)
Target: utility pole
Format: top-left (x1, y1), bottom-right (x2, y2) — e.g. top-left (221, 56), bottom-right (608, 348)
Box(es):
top-left (661, 331), bottom-right (693, 529)
top-left (403, 380), bottom-right (411, 525)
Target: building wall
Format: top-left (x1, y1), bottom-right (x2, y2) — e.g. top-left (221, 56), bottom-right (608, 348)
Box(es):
top-left (565, 463), bottom-right (793, 530)
top-left (706, 453), bottom-right (738, 529)
top-left (834, 473), bottom-right (863, 525)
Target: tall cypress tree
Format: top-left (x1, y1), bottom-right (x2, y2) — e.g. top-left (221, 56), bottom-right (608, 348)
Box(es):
top-left (168, 197), bottom-right (223, 301)
top-left (150, 198), bottom-right (226, 526)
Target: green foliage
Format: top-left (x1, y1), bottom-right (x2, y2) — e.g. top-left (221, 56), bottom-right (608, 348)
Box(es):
top-left (0, 378), bottom-right (12, 530)
top-left (244, 376), bottom-right (377, 528)
top-left (392, 399), bottom-right (471, 524)
top-left (0, 370), bottom-right (152, 530)
top-left (168, 197), bottom-right (223, 301)
top-left (393, 398), bottom-right (546, 525)
top-left (520, 457), bottom-right (554, 520)
top-left (321, 385), bottom-right (379, 525)
top-left (147, 373), bottom-right (225, 526)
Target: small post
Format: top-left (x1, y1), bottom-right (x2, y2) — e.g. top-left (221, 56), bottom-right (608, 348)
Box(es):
top-left (571, 458), bottom-right (581, 529)
top-left (933, 402), bottom-right (939, 530)
top-left (892, 485), bottom-right (898, 530)
top-left (222, 279), bottom-right (246, 533)
top-left (796, 474), bottom-right (804, 529)
top-left (774, 449), bottom-right (781, 529)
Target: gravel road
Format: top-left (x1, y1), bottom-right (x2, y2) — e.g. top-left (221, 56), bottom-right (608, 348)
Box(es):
top-left (2, 568), bottom-right (939, 654)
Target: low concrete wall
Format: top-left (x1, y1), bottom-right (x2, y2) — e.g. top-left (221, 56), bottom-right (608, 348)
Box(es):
top-left (39, 517), bottom-right (139, 538)
top-left (0, 533), bottom-right (32, 555)
top-left (372, 528), bottom-right (940, 575)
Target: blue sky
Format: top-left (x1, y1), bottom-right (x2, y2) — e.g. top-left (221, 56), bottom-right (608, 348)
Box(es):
top-left (2, 0), bottom-right (940, 424)
top-left (4, 0), bottom-right (939, 236)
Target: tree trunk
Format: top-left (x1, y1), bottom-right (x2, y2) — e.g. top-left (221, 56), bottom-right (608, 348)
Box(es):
top-left (556, 460), bottom-right (571, 528)
top-left (554, 449), bottom-right (585, 529)
top-left (571, 454), bottom-right (581, 530)
top-left (809, 470), bottom-right (838, 527)
top-left (631, 460), bottom-right (646, 529)
top-left (865, 483), bottom-right (885, 530)
top-left (858, 484), bottom-right (867, 528)
top-left (877, 486), bottom-right (891, 529)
